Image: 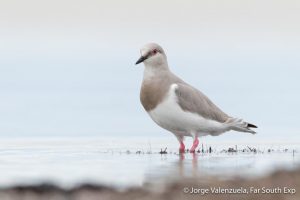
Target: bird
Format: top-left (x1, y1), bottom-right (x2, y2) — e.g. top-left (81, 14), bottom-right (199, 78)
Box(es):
top-left (135, 43), bottom-right (257, 153)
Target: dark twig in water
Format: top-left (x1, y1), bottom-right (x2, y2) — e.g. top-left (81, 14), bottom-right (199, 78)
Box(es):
top-left (268, 149), bottom-right (272, 153)
top-left (136, 150), bottom-right (142, 154)
top-left (209, 146), bottom-right (212, 153)
top-left (159, 147), bottom-right (167, 154)
top-left (247, 146), bottom-right (257, 153)
top-left (228, 147), bottom-right (237, 153)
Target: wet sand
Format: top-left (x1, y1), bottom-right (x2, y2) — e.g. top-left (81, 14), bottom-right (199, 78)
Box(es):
top-left (0, 167), bottom-right (299, 200)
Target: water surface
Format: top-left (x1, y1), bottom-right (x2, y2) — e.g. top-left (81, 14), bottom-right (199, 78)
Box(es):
top-left (0, 137), bottom-right (298, 188)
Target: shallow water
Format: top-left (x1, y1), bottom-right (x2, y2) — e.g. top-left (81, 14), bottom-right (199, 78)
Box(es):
top-left (0, 137), bottom-right (299, 188)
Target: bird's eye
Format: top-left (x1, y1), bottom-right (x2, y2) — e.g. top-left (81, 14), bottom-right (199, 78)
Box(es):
top-left (152, 49), bottom-right (158, 54)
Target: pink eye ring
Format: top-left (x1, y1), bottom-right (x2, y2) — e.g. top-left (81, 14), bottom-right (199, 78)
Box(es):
top-left (152, 49), bottom-right (158, 54)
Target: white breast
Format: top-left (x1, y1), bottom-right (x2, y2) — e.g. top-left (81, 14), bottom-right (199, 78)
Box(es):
top-left (148, 84), bottom-right (227, 136)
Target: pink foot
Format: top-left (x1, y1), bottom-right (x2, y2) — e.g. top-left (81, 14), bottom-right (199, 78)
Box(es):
top-left (190, 138), bottom-right (199, 153)
top-left (179, 141), bottom-right (185, 154)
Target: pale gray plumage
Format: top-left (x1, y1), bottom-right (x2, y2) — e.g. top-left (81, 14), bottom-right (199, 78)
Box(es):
top-left (175, 83), bottom-right (229, 123)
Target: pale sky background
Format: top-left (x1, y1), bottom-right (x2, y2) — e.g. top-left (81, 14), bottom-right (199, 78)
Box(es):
top-left (0, 0), bottom-right (299, 142)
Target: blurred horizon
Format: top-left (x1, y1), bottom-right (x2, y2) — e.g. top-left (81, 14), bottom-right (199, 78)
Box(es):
top-left (0, 0), bottom-right (299, 141)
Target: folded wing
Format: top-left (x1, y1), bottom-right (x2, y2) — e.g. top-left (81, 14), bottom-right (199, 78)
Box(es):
top-left (174, 83), bottom-right (229, 123)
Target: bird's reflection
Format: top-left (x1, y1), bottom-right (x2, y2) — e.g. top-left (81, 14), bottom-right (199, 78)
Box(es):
top-left (178, 153), bottom-right (199, 178)
top-left (178, 153), bottom-right (184, 176)
top-left (145, 151), bottom-right (258, 186)
top-left (192, 153), bottom-right (198, 177)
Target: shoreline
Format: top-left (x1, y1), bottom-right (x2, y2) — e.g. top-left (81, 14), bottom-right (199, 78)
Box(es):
top-left (1, 167), bottom-right (299, 200)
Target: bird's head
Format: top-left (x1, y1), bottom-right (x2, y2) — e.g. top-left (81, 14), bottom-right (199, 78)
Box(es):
top-left (135, 43), bottom-right (168, 67)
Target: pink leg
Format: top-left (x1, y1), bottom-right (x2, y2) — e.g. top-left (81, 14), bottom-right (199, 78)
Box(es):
top-left (179, 141), bottom-right (185, 154)
top-left (190, 138), bottom-right (199, 153)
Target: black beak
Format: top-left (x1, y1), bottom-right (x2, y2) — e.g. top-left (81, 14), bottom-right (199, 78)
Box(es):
top-left (135, 56), bottom-right (148, 65)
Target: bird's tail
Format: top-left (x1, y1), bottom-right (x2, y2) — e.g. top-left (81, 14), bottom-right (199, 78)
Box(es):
top-left (225, 118), bottom-right (257, 134)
